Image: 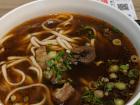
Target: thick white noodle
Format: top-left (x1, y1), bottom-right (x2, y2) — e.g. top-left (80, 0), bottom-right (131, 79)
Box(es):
top-left (5, 83), bottom-right (53, 105)
top-left (56, 37), bottom-right (68, 50)
top-left (72, 37), bottom-right (82, 40)
top-left (31, 47), bottom-right (36, 56)
top-left (42, 35), bottom-right (56, 41)
top-left (1, 65), bottom-right (25, 86)
top-left (57, 14), bottom-right (73, 26)
top-left (0, 61), bottom-right (5, 66)
top-left (0, 48), bottom-right (5, 54)
top-left (42, 22), bottom-right (74, 42)
top-left (41, 40), bottom-right (58, 45)
top-left (7, 56), bottom-right (26, 60)
top-left (32, 37), bottom-right (58, 46)
top-left (48, 46), bottom-right (63, 51)
top-left (27, 43), bottom-right (32, 52)
top-left (7, 58), bottom-right (29, 68)
top-left (58, 15), bottom-right (74, 34)
top-left (22, 34), bottom-right (31, 42)
top-left (91, 39), bottom-right (95, 46)
top-left (31, 37), bottom-right (40, 47)
top-left (0, 100), bottom-right (4, 105)
top-left (34, 37), bottom-right (58, 45)
top-left (29, 56), bottom-right (42, 82)
top-left (61, 38), bottom-right (72, 49)
top-left (29, 66), bottom-right (40, 82)
top-left (92, 27), bottom-right (97, 36)
top-left (0, 34), bottom-right (13, 45)
top-left (23, 31), bottom-right (49, 42)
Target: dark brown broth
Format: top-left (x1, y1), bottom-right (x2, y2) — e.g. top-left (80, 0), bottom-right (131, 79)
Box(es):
top-left (1, 14), bottom-right (139, 105)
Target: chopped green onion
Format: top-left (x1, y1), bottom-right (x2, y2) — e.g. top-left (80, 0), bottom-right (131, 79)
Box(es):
top-left (109, 73), bottom-right (118, 79)
top-left (128, 69), bottom-right (139, 79)
top-left (106, 82), bottom-right (114, 91)
top-left (109, 65), bottom-right (119, 72)
top-left (112, 39), bottom-right (122, 46)
top-left (114, 98), bottom-right (125, 105)
top-left (81, 88), bottom-right (103, 105)
top-left (135, 99), bottom-right (140, 105)
top-left (114, 82), bottom-right (127, 90)
top-left (44, 51), bottom-right (73, 82)
top-left (120, 64), bottom-right (129, 71)
top-left (131, 55), bottom-right (139, 63)
top-left (81, 25), bottom-right (96, 39)
top-left (48, 51), bottom-right (57, 59)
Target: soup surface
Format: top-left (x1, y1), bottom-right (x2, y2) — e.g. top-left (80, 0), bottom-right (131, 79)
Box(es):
top-left (0, 13), bottom-right (139, 105)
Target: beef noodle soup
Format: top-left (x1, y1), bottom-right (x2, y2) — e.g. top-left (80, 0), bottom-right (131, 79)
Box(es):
top-left (0, 13), bottom-right (139, 105)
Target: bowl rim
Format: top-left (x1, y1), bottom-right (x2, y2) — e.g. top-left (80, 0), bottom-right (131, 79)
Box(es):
top-left (0, 0), bottom-right (140, 105)
top-left (1, 0), bottom-right (140, 30)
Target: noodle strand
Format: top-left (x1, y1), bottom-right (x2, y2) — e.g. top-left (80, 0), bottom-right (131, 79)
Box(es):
top-left (1, 65), bottom-right (25, 86)
top-left (30, 56), bottom-right (42, 82)
top-left (5, 83), bottom-right (53, 105)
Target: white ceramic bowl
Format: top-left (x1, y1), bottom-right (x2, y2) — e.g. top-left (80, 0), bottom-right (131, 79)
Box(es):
top-left (0, 0), bottom-right (140, 104)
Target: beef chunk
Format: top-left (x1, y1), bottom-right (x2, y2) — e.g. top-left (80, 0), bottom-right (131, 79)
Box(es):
top-left (53, 83), bottom-right (75, 103)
